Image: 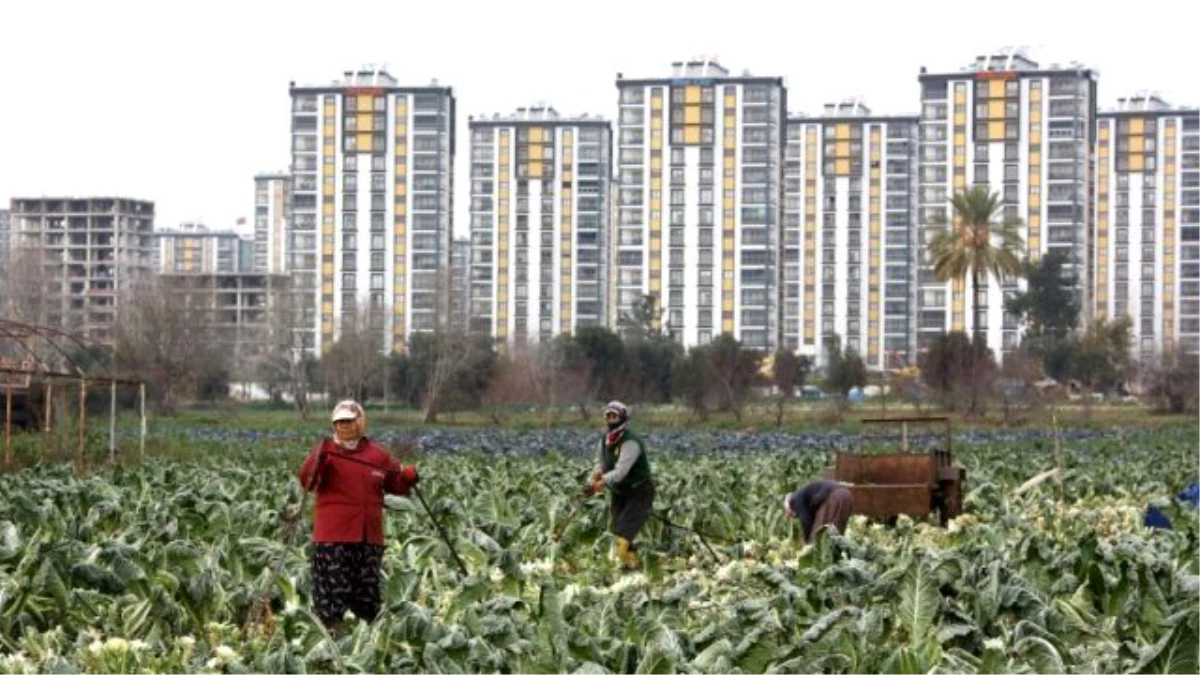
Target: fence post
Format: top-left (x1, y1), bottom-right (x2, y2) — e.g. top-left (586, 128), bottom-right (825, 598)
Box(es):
top-left (78, 379), bottom-right (87, 470)
top-left (4, 386), bottom-right (12, 467)
top-left (109, 381), bottom-right (117, 464)
top-left (139, 384), bottom-right (146, 463)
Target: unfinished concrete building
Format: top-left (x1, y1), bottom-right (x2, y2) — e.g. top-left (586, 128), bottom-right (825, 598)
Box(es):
top-left (6, 197), bottom-right (155, 345)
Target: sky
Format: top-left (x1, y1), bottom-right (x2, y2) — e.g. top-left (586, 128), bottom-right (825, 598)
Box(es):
top-left (1, 0), bottom-right (1196, 239)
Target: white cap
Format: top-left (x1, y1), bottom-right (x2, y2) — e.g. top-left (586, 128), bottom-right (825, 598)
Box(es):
top-left (331, 399), bottom-right (363, 422)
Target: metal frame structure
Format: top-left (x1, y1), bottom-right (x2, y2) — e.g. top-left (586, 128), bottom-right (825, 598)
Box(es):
top-left (0, 319), bottom-right (145, 469)
top-left (822, 415), bottom-right (967, 525)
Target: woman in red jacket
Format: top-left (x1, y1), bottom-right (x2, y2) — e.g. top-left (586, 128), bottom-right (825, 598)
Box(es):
top-left (298, 399), bottom-right (418, 630)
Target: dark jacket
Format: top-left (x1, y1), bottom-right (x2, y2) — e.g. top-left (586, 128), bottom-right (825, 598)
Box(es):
top-left (789, 480), bottom-right (841, 541)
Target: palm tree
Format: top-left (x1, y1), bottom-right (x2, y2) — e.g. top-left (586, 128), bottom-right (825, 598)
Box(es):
top-left (927, 186), bottom-right (1025, 348)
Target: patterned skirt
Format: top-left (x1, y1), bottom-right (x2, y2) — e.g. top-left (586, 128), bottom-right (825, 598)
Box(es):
top-left (312, 542), bottom-right (384, 626)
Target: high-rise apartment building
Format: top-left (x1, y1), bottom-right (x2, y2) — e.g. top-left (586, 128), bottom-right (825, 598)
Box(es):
top-left (916, 48), bottom-right (1097, 358)
top-left (467, 105), bottom-right (611, 344)
top-left (154, 222), bottom-right (243, 273)
top-left (1095, 94), bottom-right (1200, 357)
top-left (450, 237), bottom-right (471, 333)
top-left (7, 197), bottom-right (154, 344)
top-left (614, 58), bottom-right (786, 349)
top-left (784, 101), bottom-right (918, 367)
top-left (288, 66), bottom-right (455, 354)
top-left (253, 173), bottom-right (290, 273)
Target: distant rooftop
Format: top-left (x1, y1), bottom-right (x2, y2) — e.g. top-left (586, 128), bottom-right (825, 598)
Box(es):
top-left (823, 98), bottom-right (872, 117)
top-left (1116, 92), bottom-right (1173, 112)
top-left (789, 98), bottom-right (918, 120)
top-left (290, 64), bottom-right (444, 90)
top-left (1097, 91), bottom-right (1200, 114)
top-left (618, 56), bottom-right (771, 81)
top-left (471, 103), bottom-right (606, 124)
top-left (920, 46), bottom-right (1095, 76)
top-left (156, 222), bottom-right (239, 237)
top-left (671, 56), bottom-right (730, 78)
top-left (965, 46), bottom-right (1041, 72)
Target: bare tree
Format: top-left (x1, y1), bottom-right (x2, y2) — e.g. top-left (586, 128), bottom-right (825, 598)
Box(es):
top-left (2, 244), bottom-right (58, 327)
top-left (114, 278), bottom-right (227, 414)
top-left (322, 304), bottom-right (388, 404)
top-left (412, 330), bottom-right (494, 424)
top-left (1144, 346), bottom-right (1200, 414)
top-left (257, 292), bottom-right (315, 420)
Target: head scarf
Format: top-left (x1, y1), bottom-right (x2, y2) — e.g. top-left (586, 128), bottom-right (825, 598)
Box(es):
top-left (603, 400), bottom-right (630, 445)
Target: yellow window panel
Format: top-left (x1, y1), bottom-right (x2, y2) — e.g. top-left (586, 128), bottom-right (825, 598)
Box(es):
top-left (724, 197), bottom-right (735, 211)
top-left (684, 126), bottom-right (701, 144)
top-left (685, 86), bottom-right (701, 103)
top-left (685, 106), bottom-right (701, 124)
top-left (323, 203), bottom-right (335, 215)
top-left (988, 100), bottom-right (1005, 118)
top-left (954, 112), bottom-right (966, 126)
top-left (530, 144), bottom-right (544, 160)
top-left (357, 113), bottom-right (373, 132)
top-left (1130, 155), bottom-right (1145, 171)
top-left (1130, 136), bottom-right (1145, 152)
top-left (836, 141), bottom-right (849, 156)
top-left (396, 203), bottom-right (407, 215)
top-left (988, 121), bottom-right (1005, 139)
top-left (988, 80), bottom-right (1006, 98)
top-left (725, 155), bottom-right (736, 169)
top-left (835, 159), bottom-right (850, 175)
top-left (651, 156), bottom-right (662, 170)
top-left (529, 163), bottom-right (543, 178)
top-left (395, 125), bottom-right (407, 138)
top-left (1129, 118), bottom-right (1145, 134)
top-left (323, 124), bottom-right (335, 136)
top-left (1098, 125), bottom-right (1110, 139)
top-left (650, 198), bottom-right (661, 210)
top-left (834, 124), bottom-right (849, 140)
top-left (395, 184), bottom-right (407, 196)
top-left (954, 133), bottom-right (966, 147)
top-left (357, 132), bottom-right (372, 152)
top-left (724, 135), bottom-right (735, 149)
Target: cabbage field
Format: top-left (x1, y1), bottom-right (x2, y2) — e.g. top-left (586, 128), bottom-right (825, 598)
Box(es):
top-left (0, 423), bottom-right (1196, 674)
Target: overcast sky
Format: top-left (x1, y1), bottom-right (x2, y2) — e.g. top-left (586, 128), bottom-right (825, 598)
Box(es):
top-left (1, 0), bottom-right (1196, 239)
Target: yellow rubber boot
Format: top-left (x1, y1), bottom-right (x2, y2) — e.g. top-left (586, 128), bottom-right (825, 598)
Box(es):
top-left (615, 537), bottom-right (638, 569)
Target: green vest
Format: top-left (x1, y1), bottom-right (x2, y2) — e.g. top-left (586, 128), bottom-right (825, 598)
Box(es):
top-left (600, 430), bottom-right (652, 492)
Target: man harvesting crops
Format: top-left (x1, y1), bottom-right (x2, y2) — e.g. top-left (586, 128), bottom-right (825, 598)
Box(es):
top-left (298, 399), bottom-right (419, 631)
top-left (783, 480), bottom-right (854, 543)
top-left (585, 400), bottom-right (655, 569)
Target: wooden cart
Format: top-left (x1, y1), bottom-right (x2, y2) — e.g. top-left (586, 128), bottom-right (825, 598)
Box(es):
top-left (822, 416), bottom-right (966, 525)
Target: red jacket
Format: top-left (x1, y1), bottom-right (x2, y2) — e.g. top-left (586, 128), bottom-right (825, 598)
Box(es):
top-left (297, 437), bottom-right (416, 545)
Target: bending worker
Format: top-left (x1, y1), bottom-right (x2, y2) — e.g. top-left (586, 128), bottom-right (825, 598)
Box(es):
top-left (783, 479), bottom-right (854, 543)
top-left (586, 400), bottom-right (655, 569)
